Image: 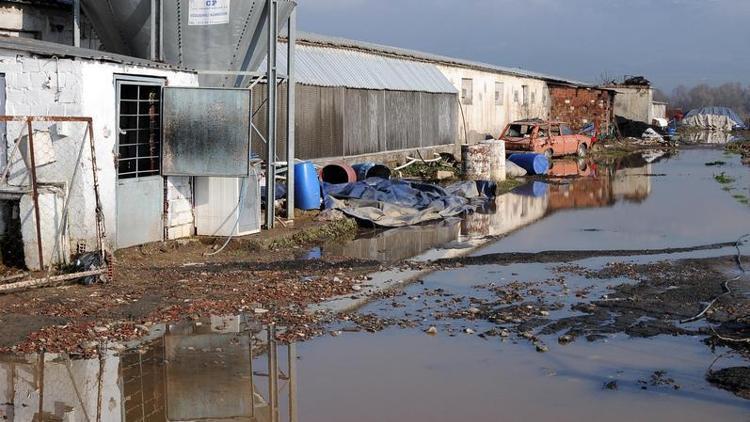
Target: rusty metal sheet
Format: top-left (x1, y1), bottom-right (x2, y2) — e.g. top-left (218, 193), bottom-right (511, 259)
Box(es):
top-left (162, 87), bottom-right (251, 177)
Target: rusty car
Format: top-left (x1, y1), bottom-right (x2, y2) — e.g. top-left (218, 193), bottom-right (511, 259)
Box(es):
top-left (500, 120), bottom-right (595, 158)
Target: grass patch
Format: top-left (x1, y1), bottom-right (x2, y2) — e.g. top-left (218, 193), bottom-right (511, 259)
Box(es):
top-left (714, 172), bottom-right (735, 185)
top-left (732, 194), bottom-right (749, 205)
top-left (725, 141), bottom-right (750, 157)
top-left (496, 178), bottom-right (525, 195)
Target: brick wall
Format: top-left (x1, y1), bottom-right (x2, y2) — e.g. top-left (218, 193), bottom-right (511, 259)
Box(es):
top-left (549, 85), bottom-right (613, 132)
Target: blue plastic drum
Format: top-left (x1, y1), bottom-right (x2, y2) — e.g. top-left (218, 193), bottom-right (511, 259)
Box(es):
top-left (294, 161), bottom-right (322, 210)
top-left (508, 153), bottom-right (549, 175)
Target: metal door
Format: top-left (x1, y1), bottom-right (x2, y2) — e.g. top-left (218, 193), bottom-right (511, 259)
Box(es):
top-left (115, 77), bottom-right (165, 249)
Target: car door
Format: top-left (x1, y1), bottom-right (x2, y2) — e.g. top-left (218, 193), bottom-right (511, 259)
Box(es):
top-left (548, 124), bottom-right (562, 156)
top-left (560, 124), bottom-right (577, 155)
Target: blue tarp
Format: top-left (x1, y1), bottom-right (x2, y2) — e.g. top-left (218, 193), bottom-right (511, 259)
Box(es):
top-left (322, 179), bottom-right (489, 227)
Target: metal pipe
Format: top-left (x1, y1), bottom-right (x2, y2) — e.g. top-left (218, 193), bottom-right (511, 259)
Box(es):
top-left (37, 351), bottom-right (45, 419)
top-left (249, 335), bottom-right (256, 418)
top-left (267, 325), bottom-right (277, 422)
top-left (265, 0), bottom-right (278, 229)
top-left (26, 119), bottom-right (44, 268)
top-left (272, 325), bottom-right (279, 422)
top-left (86, 121), bottom-right (106, 257)
top-left (285, 7), bottom-right (296, 221)
top-left (288, 342), bottom-right (297, 422)
top-left (159, 0), bottom-right (164, 61)
top-left (73, 0), bottom-right (81, 48)
top-left (150, 0), bottom-right (157, 60)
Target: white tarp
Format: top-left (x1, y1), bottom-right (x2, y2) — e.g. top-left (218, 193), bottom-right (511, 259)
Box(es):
top-left (189, 0), bottom-right (231, 26)
top-left (682, 107), bottom-right (746, 131)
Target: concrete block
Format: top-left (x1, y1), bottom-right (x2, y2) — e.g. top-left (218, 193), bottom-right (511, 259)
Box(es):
top-left (436, 170), bottom-right (454, 180)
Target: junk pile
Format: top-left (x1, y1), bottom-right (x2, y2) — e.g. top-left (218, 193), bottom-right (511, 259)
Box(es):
top-left (615, 116), bottom-right (672, 144)
top-left (323, 179), bottom-right (489, 228)
top-left (682, 107), bottom-right (747, 132)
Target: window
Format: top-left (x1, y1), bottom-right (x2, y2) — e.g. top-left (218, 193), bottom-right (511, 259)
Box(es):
top-left (513, 90), bottom-right (519, 103)
top-left (504, 124), bottom-right (535, 138)
top-left (530, 92), bottom-right (536, 105)
top-left (461, 78), bottom-right (473, 105)
top-left (494, 82), bottom-right (504, 106)
top-left (117, 82), bottom-right (163, 179)
top-left (522, 85), bottom-right (530, 106)
top-left (561, 125), bottom-right (574, 135)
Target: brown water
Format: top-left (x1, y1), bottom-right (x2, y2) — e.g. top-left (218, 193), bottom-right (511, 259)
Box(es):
top-left (1, 147), bottom-right (749, 421)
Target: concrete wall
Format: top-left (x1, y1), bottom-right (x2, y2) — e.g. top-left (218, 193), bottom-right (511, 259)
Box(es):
top-left (436, 65), bottom-right (550, 143)
top-left (609, 85), bottom-right (654, 124)
top-left (651, 102), bottom-right (667, 120)
top-left (0, 2), bottom-right (100, 49)
top-left (0, 352), bottom-right (122, 422)
top-left (0, 50), bottom-right (198, 268)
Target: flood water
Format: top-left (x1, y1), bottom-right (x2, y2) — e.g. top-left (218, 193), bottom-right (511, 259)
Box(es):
top-left (1, 147), bottom-right (749, 421)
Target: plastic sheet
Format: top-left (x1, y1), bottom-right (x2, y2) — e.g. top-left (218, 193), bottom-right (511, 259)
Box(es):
top-left (322, 179), bottom-right (485, 228)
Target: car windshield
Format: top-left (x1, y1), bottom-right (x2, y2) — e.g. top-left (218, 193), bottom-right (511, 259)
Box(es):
top-left (504, 124), bottom-right (535, 138)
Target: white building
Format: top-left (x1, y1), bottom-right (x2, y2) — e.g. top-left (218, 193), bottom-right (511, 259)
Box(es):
top-left (0, 36), bottom-right (198, 269)
top-left (294, 33), bottom-right (592, 144)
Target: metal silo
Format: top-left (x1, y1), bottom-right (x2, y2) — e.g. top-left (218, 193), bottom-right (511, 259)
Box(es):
top-left (80, 0), bottom-right (296, 87)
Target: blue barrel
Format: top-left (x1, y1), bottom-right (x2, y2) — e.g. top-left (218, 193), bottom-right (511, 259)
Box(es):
top-left (512, 181), bottom-right (549, 198)
top-left (508, 153), bottom-right (549, 175)
top-left (352, 163), bottom-right (392, 181)
top-left (294, 161), bottom-right (322, 210)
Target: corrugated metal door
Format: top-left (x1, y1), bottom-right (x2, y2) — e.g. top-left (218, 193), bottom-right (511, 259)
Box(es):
top-left (115, 77), bottom-right (165, 249)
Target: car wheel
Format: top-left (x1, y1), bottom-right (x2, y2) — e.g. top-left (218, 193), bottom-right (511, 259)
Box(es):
top-left (577, 143), bottom-right (588, 157)
top-left (544, 149), bottom-right (553, 160)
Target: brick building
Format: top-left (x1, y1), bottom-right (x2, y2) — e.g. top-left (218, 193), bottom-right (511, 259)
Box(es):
top-left (548, 83), bottom-right (615, 134)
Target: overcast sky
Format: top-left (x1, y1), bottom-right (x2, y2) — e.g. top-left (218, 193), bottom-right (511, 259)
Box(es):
top-left (296, 0), bottom-right (750, 92)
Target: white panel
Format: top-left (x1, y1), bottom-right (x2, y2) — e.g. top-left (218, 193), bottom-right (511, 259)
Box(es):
top-left (194, 176), bottom-right (260, 237)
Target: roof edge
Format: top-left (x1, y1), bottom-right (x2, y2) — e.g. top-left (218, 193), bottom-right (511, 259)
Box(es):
top-left (289, 32), bottom-right (596, 88)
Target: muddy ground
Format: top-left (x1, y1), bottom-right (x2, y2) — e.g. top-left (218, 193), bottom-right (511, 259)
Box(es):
top-left (334, 252), bottom-right (750, 399)
top-left (0, 215), bottom-right (383, 355)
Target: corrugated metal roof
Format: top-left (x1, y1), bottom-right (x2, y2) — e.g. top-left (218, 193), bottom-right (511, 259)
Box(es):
top-left (294, 32), bottom-right (596, 88)
top-left (262, 43), bottom-right (457, 94)
top-left (0, 35), bottom-right (194, 72)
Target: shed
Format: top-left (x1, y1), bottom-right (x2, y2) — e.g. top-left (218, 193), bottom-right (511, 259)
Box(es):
top-left (253, 40), bottom-right (459, 161)
top-left (0, 36), bottom-right (199, 268)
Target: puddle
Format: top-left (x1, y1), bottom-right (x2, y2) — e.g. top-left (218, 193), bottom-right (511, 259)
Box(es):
top-left (478, 148), bottom-right (749, 254)
top-left (294, 330), bottom-right (748, 422)
top-left (0, 317), bottom-right (297, 422)
top-left (2, 147), bottom-right (748, 421)
top-left (680, 130), bottom-right (748, 144)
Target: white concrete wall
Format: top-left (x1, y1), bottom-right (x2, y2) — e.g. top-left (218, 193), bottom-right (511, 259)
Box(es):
top-left (0, 50), bottom-right (198, 268)
top-left (610, 86), bottom-right (654, 124)
top-left (436, 65), bottom-right (550, 143)
top-left (0, 352), bottom-right (123, 422)
top-left (651, 102), bottom-right (667, 120)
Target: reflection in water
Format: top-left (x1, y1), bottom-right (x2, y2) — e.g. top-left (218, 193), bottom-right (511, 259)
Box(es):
top-left (0, 317), bottom-right (297, 422)
top-left (681, 130), bottom-right (744, 144)
top-left (324, 221), bottom-right (461, 262)
top-left (462, 163), bottom-right (653, 239)
top-left (324, 158), bottom-right (657, 258)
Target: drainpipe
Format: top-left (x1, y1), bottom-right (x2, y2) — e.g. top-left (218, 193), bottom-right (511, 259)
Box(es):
top-left (72, 0), bottom-right (81, 47)
top-left (285, 8), bottom-right (296, 220)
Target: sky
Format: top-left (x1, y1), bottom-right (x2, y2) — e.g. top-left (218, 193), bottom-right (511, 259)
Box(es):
top-left (295, 0), bottom-right (750, 92)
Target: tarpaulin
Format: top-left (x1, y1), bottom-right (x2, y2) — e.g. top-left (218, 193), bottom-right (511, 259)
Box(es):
top-left (323, 179), bottom-right (486, 228)
top-left (683, 107), bottom-right (747, 131)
